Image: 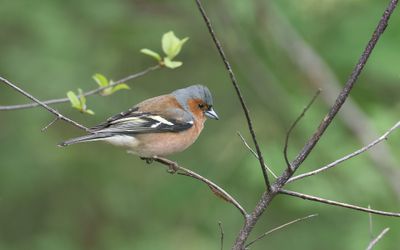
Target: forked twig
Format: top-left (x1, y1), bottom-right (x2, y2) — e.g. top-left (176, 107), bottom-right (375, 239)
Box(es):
top-left (0, 76), bottom-right (89, 132)
top-left (151, 156), bottom-right (248, 218)
top-left (288, 120), bottom-right (400, 183)
top-left (245, 214), bottom-right (318, 248)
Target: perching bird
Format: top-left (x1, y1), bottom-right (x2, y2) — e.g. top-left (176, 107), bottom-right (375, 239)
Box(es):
top-left (59, 85), bottom-right (218, 157)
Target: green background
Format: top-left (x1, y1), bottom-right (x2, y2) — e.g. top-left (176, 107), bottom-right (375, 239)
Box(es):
top-left (0, 0), bottom-right (399, 249)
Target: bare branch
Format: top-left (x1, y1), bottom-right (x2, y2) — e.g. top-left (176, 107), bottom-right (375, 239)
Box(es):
top-left (288, 0), bottom-right (399, 173)
top-left (245, 214), bottom-right (318, 248)
top-left (0, 65), bottom-right (160, 111)
top-left (194, 0), bottom-right (271, 190)
top-left (280, 189), bottom-right (400, 217)
top-left (237, 132), bottom-right (278, 178)
top-left (233, 1), bottom-right (398, 248)
top-left (366, 228), bottom-right (390, 250)
top-left (218, 221), bottom-right (224, 250)
top-left (151, 156), bottom-right (248, 218)
top-left (0, 76), bottom-right (89, 132)
top-left (288, 120), bottom-right (400, 183)
top-left (283, 89), bottom-right (321, 170)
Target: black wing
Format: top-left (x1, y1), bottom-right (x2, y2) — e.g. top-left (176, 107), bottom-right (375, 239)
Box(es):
top-left (90, 108), bottom-right (194, 134)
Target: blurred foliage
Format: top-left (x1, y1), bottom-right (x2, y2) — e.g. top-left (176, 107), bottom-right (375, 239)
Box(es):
top-left (0, 0), bottom-right (399, 249)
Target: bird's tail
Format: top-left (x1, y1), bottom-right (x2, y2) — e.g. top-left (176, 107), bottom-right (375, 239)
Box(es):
top-left (58, 133), bottom-right (114, 147)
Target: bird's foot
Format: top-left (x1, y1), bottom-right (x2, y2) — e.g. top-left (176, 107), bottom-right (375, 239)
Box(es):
top-left (140, 157), bottom-right (154, 164)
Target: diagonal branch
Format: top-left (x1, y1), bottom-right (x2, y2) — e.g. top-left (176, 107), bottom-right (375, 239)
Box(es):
top-left (288, 0), bottom-right (399, 173)
top-left (0, 65), bottom-right (160, 111)
top-left (283, 89), bottom-right (321, 170)
top-left (366, 228), bottom-right (390, 250)
top-left (280, 189), bottom-right (400, 217)
top-left (194, 0), bottom-right (271, 190)
top-left (288, 120), bottom-right (400, 183)
top-left (0, 76), bottom-right (89, 132)
top-left (151, 156), bottom-right (248, 218)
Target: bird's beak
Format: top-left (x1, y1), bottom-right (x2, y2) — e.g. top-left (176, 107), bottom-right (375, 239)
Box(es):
top-left (205, 108), bottom-right (219, 120)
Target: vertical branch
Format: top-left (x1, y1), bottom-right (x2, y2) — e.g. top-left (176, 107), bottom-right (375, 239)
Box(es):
top-left (194, 0), bottom-right (271, 190)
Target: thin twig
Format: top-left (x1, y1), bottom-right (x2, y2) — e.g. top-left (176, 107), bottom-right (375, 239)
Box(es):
top-left (0, 65), bottom-right (160, 111)
top-left (245, 214), bottom-right (318, 248)
top-left (366, 228), bottom-right (390, 250)
top-left (283, 89), bottom-right (321, 170)
top-left (237, 132), bottom-right (278, 178)
top-left (288, 120), bottom-right (400, 183)
top-left (0, 76), bottom-right (89, 132)
top-left (368, 205), bottom-right (374, 239)
top-left (280, 189), bottom-right (400, 217)
top-left (194, 0), bottom-right (270, 190)
top-left (41, 116), bottom-right (60, 132)
top-left (151, 156), bottom-right (248, 218)
top-left (218, 221), bottom-right (224, 250)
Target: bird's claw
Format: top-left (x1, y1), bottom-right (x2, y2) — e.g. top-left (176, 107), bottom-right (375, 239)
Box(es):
top-left (140, 157), bottom-right (154, 164)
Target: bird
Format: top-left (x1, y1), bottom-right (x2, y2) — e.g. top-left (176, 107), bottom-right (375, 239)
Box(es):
top-left (59, 84), bottom-right (218, 158)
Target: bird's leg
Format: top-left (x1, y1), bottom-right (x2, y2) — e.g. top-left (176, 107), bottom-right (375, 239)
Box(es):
top-left (140, 157), bottom-right (154, 164)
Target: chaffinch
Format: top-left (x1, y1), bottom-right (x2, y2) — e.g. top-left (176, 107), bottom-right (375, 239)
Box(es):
top-left (59, 85), bottom-right (218, 157)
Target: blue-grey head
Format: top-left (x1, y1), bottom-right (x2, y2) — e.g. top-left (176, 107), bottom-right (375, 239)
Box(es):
top-left (172, 84), bottom-right (219, 120)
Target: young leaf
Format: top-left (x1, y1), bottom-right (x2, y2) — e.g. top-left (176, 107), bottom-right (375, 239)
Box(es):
top-left (110, 83), bottom-right (130, 94)
top-left (84, 109), bottom-right (95, 115)
top-left (93, 73), bottom-right (109, 87)
top-left (67, 91), bottom-right (81, 109)
top-left (163, 57), bottom-right (183, 69)
top-left (162, 31), bottom-right (189, 60)
top-left (140, 48), bottom-right (161, 62)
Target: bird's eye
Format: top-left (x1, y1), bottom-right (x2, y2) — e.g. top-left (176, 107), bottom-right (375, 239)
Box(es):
top-left (198, 103), bottom-right (205, 109)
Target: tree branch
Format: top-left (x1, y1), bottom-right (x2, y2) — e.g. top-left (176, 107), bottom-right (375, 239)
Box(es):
top-left (194, 0), bottom-right (271, 190)
top-left (366, 228), bottom-right (390, 250)
top-left (232, 0), bottom-right (398, 248)
top-left (0, 65), bottom-right (160, 111)
top-left (288, 120), bottom-right (400, 183)
top-left (283, 89), bottom-right (321, 170)
top-left (288, 0), bottom-right (399, 173)
top-left (0, 76), bottom-right (89, 132)
top-left (245, 214), bottom-right (318, 248)
top-left (151, 156), bottom-right (248, 218)
top-left (280, 189), bottom-right (400, 217)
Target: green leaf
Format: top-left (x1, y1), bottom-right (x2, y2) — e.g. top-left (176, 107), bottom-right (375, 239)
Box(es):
top-left (163, 57), bottom-right (183, 69)
top-left (162, 31), bottom-right (189, 60)
top-left (93, 73), bottom-right (109, 88)
top-left (110, 83), bottom-right (130, 94)
top-left (140, 48), bottom-right (161, 62)
top-left (84, 109), bottom-right (95, 115)
top-left (67, 91), bottom-right (81, 109)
